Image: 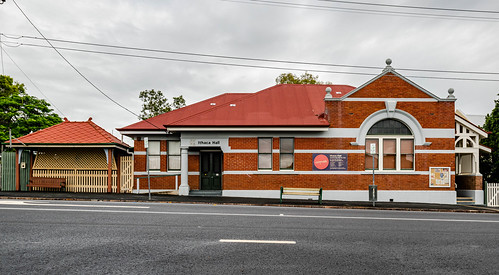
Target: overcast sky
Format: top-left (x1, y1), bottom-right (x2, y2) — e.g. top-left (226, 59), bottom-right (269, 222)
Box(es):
top-left (1, 0), bottom-right (498, 144)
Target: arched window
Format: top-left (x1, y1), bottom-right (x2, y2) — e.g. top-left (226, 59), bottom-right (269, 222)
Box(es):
top-left (365, 119), bottom-right (414, 171)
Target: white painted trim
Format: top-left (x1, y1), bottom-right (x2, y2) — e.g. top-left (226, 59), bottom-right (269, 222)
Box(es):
top-left (330, 67), bottom-right (453, 103)
top-left (167, 127), bottom-right (329, 132)
top-left (222, 190), bottom-right (457, 204)
top-left (295, 149), bottom-right (365, 154)
top-left (119, 131), bottom-right (168, 135)
top-left (343, 98), bottom-right (437, 102)
top-left (134, 172), bottom-right (181, 176)
top-left (421, 129), bottom-right (455, 139)
top-left (415, 150), bottom-right (455, 154)
top-left (356, 109), bottom-right (424, 145)
top-left (455, 115), bottom-right (488, 138)
top-left (479, 145), bottom-right (492, 153)
top-left (227, 149), bottom-right (454, 154)
top-left (227, 149), bottom-right (257, 153)
top-left (222, 170), bottom-right (455, 175)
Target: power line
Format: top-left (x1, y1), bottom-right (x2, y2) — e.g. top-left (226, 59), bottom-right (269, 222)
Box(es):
top-left (230, 0), bottom-right (499, 22)
top-left (3, 40), bottom-right (499, 83)
top-left (2, 33), bottom-right (499, 77)
top-left (0, 46), bottom-right (66, 116)
top-left (11, 0), bottom-right (161, 129)
top-left (317, 0), bottom-right (499, 14)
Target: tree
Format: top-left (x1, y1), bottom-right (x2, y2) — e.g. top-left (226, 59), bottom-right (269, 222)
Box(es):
top-left (275, 72), bottom-right (332, 85)
top-left (139, 89), bottom-right (186, 120)
top-left (480, 94), bottom-right (499, 182)
top-left (0, 75), bottom-right (62, 144)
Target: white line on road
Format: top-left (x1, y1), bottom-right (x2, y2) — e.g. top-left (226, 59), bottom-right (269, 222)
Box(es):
top-left (0, 206), bottom-right (498, 223)
top-left (0, 200), bottom-right (149, 208)
top-left (220, 239), bottom-right (296, 244)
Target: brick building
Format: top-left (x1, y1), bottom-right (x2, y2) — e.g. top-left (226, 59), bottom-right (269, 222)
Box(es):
top-left (118, 60), bottom-right (487, 204)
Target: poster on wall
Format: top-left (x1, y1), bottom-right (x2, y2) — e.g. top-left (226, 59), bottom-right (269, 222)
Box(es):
top-left (313, 153), bottom-right (348, 171)
top-left (429, 167), bottom-right (451, 188)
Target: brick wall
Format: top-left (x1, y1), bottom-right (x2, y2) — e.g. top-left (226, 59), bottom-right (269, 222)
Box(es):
top-left (222, 174), bottom-right (455, 191)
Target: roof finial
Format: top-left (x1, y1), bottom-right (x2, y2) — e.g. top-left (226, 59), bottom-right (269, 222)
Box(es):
top-left (88, 117), bottom-right (93, 121)
top-left (447, 88), bottom-right (455, 99)
top-left (63, 117), bottom-right (69, 122)
top-left (324, 87), bottom-right (333, 99)
top-left (383, 58), bottom-right (393, 72)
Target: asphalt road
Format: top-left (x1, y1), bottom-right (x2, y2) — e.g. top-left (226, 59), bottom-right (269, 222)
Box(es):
top-left (1, 200), bottom-right (498, 274)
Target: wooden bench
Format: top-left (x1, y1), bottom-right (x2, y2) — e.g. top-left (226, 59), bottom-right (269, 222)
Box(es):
top-left (280, 187), bottom-right (323, 204)
top-left (27, 177), bottom-right (66, 191)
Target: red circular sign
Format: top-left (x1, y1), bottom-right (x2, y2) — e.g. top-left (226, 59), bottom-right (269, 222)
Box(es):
top-left (313, 154), bottom-right (329, 170)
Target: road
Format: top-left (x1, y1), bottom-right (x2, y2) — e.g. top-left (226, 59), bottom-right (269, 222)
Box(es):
top-left (1, 199), bottom-right (498, 274)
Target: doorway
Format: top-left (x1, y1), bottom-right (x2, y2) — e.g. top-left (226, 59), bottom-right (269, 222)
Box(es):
top-left (200, 151), bottom-right (222, 190)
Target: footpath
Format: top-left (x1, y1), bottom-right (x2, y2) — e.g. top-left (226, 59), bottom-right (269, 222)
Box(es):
top-left (0, 191), bottom-right (498, 213)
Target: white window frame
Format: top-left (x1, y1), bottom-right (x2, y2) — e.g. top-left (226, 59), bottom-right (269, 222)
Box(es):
top-left (279, 137), bottom-right (294, 171)
top-left (258, 137), bottom-right (273, 170)
top-left (147, 140), bottom-right (161, 172)
top-left (365, 136), bottom-right (414, 171)
top-left (167, 140), bottom-right (181, 171)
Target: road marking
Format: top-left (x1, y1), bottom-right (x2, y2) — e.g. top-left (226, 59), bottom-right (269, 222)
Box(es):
top-left (0, 200), bottom-right (149, 209)
top-left (0, 207), bottom-right (498, 223)
top-left (220, 239), bottom-right (296, 244)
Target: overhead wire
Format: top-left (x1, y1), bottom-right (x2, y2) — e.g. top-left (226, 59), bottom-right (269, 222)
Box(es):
top-left (11, 0), bottom-right (161, 128)
top-left (2, 33), bottom-right (499, 77)
top-left (229, 0), bottom-right (499, 22)
top-left (0, 46), bottom-right (66, 116)
top-left (2, 39), bottom-right (499, 83)
top-left (316, 0), bottom-right (499, 14)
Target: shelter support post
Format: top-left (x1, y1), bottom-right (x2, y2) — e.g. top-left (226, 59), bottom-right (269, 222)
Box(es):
top-left (179, 147), bottom-right (189, 196)
top-left (107, 149), bottom-right (113, 193)
top-left (116, 154), bottom-right (121, 193)
top-left (15, 149), bottom-right (20, 191)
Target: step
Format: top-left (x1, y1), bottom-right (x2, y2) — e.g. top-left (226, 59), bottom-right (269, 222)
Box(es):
top-left (189, 190), bottom-right (223, 197)
top-left (457, 197), bottom-right (475, 205)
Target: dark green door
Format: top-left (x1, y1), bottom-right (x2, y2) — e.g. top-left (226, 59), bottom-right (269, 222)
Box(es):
top-left (200, 152), bottom-right (222, 190)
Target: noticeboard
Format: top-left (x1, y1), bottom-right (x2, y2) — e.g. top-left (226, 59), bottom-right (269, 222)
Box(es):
top-left (312, 153), bottom-right (348, 171)
top-left (429, 167), bottom-right (451, 188)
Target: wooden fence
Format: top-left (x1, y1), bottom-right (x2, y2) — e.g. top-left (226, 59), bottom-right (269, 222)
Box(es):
top-left (486, 182), bottom-right (499, 207)
top-left (32, 155), bottom-right (134, 193)
top-left (120, 156), bottom-right (134, 193)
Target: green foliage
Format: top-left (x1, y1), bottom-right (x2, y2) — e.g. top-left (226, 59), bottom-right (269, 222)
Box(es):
top-left (480, 94), bottom-right (499, 182)
top-left (139, 89), bottom-right (186, 120)
top-left (275, 72), bottom-right (332, 85)
top-left (0, 75), bottom-right (62, 144)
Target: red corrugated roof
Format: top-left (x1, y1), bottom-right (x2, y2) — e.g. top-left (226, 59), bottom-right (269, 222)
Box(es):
top-left (9, 118), bottom-right (129, 147)
top-left (119, 84), bottom-right (355, 130)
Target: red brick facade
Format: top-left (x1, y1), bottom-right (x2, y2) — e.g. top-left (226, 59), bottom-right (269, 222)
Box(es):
top-left (125, 68), bottom-right (457, 202)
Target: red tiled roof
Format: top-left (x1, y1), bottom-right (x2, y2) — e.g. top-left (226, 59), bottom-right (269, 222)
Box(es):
top-left (9, 118), bottom-right (129, 147)
top-left (119, 84), bottom-right (355, 130)
top-left (118, 93), bottom-right (251, 131)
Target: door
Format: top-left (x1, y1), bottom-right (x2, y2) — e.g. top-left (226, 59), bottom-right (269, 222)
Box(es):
top-left (200, 151), bottom-right (222, 190)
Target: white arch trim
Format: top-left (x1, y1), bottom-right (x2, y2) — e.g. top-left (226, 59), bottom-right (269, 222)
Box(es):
top-left (353, 109), bottom-right (426, 146)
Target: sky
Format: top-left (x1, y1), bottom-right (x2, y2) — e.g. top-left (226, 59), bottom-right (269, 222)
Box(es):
top-left (1, 0), bottom-right (498, 145)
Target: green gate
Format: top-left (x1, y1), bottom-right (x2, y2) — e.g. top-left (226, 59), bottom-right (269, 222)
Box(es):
top-left (1, 151), bottom-right (16, 191)
top-left (1, 150), bottom-right (31, 191)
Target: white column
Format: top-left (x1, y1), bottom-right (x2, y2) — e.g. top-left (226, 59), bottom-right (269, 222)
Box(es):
top-left (179, 147), bottom-right (190, 196)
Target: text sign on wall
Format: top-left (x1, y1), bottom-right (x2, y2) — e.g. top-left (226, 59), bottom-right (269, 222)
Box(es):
top-left (312, 153), bottom-right (348, 171)
top-left (189, 139), bottom-right (223, 146)
top-left (429, 167), bottom-right (451, 188)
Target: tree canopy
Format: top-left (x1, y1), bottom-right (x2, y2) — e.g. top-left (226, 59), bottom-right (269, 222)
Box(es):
top-left (139, 89), bottom-right (186, 120)
top-left (275, 72), bottom-right (332, 85)
top-left (480, 94), bottom-right (499, 182)
top-left (0, 75), bottom-right (62, 144)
